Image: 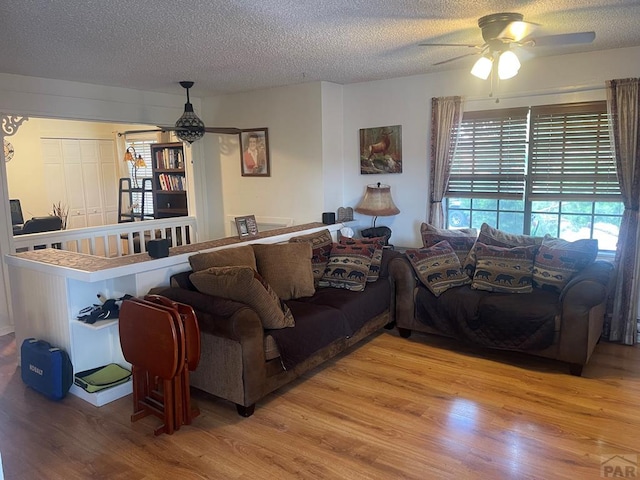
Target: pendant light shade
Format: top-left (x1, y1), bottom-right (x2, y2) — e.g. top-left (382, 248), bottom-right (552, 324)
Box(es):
top-left (175, 81), bottom-right (205, 144)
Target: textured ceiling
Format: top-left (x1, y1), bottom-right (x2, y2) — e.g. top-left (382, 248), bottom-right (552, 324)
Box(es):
top-left (1, 1), bottom-right (639, 97)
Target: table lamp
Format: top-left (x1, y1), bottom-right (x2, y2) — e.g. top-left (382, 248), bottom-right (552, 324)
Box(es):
top-left (354, 182), bottom-right (400, 245)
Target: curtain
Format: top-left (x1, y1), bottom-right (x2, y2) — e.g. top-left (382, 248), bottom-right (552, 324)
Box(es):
top-left (428, 96), bottom-right (463, 227)
top-left (606, 78), bottom-right (640, 345)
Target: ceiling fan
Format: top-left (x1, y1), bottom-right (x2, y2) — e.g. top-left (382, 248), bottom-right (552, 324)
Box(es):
top-left (120, 81), bottom-right (241, 143)
top-left (420, 12), bottom-right (596, 80)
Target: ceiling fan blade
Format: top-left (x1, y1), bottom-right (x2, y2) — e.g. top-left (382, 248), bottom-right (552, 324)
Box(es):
top-left (527, 31), bottom-right (596, 47)
top-left (497, 20), bottom-right (539, 42)
top-left (419, 42), bottom-right (481, 48)
top-left (204, 127), bottom-right (242, 135)
top-left (433, 52), bottom-right (480, 66)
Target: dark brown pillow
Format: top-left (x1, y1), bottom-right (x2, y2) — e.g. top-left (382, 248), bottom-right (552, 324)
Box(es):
top-left (471, 242), bottom-right (537, 294)
top-left (188, 245), bottom-right (257, 272)
top-left (189, 266), bottom-right (294, 329)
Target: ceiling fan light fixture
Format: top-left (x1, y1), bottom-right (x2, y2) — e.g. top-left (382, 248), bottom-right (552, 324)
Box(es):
top-left (471, 56), bottom-right (493, 80)
top-left (497, 50), bottom-right (521, 80)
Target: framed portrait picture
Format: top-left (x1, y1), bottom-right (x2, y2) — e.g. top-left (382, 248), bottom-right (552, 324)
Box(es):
top-left (359, 125), bottom-right (402, 174)
top-left (235, 215), bottom-right (259, 239)
top-left (240, 128), bottom-right (270, 177)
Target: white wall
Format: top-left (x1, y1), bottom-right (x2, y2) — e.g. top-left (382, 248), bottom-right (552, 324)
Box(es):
top-left (203, 82), bottom-right (326, 235)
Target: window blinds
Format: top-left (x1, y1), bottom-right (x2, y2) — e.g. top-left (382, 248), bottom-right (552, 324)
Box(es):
top-left (446, 101), bottom-right (620, 202)
top-left (446, 108), bottom-right (529, 199)
top-left (528, 101), bottom-right (620, 201)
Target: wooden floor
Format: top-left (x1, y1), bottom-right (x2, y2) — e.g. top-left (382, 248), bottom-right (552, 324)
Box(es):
top-left (1, 330), bottom-right (639, 480)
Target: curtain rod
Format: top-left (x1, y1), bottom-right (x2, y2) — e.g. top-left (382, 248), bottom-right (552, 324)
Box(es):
top-left (464, 82), bottom-right (605, 103)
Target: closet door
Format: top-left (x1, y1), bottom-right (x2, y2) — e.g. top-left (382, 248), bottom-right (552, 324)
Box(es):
top-left (41, 140), bottom-right (67, 213)
top-left (61, 140), bottom-right (87, 229)
top-left (98, 140), bottom-right (118, 225)
top-left (79, 141), bottom-right (103, 227)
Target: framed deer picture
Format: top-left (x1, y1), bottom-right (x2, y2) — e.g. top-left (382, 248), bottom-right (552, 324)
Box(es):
top-left (359, 125), bottom-right (402, 174)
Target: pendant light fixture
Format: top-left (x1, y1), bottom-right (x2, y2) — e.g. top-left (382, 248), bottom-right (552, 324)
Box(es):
top-left (174, 81), bottom-right (205, 144)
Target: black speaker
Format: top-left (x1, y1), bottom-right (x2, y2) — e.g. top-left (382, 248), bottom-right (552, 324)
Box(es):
top-left (147, 239), bottom-right (169, 258)
top-left (322, 212), bottom-right (336, 225)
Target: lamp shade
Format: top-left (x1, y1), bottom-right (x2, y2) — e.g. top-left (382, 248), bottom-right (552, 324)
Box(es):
top-left (354, 183), bottom-right (400, 216)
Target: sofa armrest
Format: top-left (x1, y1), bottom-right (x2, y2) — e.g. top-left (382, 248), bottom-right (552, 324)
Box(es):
top-left (388, 256), bottom-right (418, 326)
top-left (556, 260), bottom-right (614, 366)
top-left (149, 286), bottom-right (264, 342)
top-left (559, 260), bottom-right (614, 305)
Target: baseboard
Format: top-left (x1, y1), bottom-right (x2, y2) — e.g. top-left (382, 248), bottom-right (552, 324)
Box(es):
top-left (0, 325), bottom-right (15, 337)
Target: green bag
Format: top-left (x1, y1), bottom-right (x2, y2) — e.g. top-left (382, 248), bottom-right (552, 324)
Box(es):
top-left (74, 363), bottom-right (132, 393)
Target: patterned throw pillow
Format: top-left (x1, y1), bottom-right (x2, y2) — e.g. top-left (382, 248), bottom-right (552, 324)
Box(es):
top-left (289, 229), bottom-right (333, 285)
top-left (405, 241), bottom-right (471, 297)
top-left (318, 243), bottom-right (376, 291)
top-left (338, 236), bottom-right (386, 282)
top-left (532, 236), bottom-right (599, 293)
top-left (463, 223), bottom-right (544, 276)
top-left (420, 222), bottom-right (477, 265)
top-left (189, 266), bottom-right (294, 329)
top-left (471, 242), bottom-right (538, 294)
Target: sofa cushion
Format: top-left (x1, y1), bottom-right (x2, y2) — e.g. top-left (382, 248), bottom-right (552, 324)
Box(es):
top-left (420, 223), bottom-right (477, 264)
top-left (471, 242), bottom-right (537, 294)
top-left (463, 223), bottom-right (543, 276)
top-left (318, 243), bottom-right (375, 291)
top-left (268, 302), bottom-right (350, 370)
top-left (289, 229), bottom-right (333, 285)
top-left (338, 236), bottom-right (385, 282)
top-left (252, 243), bottom-right (315, 300)
top-left (189, 266), bottom-right (295, 329)
top-left (405, 241), bottom-right (471, 296)
top-left (296, 276), bottom-right (390, 335)
top-left (533, 236), bottom-right (599, 293)
top-left (189, 245), bottom-right (257, 272)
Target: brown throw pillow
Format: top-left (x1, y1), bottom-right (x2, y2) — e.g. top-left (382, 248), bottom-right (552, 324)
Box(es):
top-left (188, 244), bottom-right (257, 272)
top-left (463, 223), bottom-right (543, 276)
top-left (289, 229), bottom-right (333, 285)
top-left (318, 243), bottom-right (375, 292)
top-left (338, 236), bottom-right (385, 282)
top-left (405, 241), bottom-right (471, 296)
top-left (420, 222), bottom-right (477, 265)
top-left (252, 243), bottom-right (315, 300)
top-left (189, 266), bottom-right (294, 329)
top-left (471, 242), bottom-right (537, 294)
top-left (532, 236), bottom-right (598, 293)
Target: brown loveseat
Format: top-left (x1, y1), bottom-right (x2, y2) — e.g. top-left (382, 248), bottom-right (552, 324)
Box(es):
top-left (388, 223), bottom-right (615, 375)
top-left (152, 232), bottom-right (401, 416)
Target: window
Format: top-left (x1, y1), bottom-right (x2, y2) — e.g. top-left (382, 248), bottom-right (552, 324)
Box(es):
top-left (446, 101), bottom-right (623, 251)
top-left (124, 138), bottom-right (156, 217)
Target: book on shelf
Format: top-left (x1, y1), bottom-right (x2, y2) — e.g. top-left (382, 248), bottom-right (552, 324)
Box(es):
top-left (154, 147), bottom-right (184, 170)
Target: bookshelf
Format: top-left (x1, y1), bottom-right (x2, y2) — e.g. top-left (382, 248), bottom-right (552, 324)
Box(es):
top-left (150, 142), bottom-right (188, 218)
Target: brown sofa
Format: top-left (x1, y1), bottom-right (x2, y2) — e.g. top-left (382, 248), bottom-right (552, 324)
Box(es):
top-left (152, 244), bottom-right (401, 417)
top-left (388, 224), bottom-right (615, 376)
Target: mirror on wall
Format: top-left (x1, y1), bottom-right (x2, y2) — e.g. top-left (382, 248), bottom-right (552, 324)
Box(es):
top-left (3, 116), bottom-right (179, 231)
